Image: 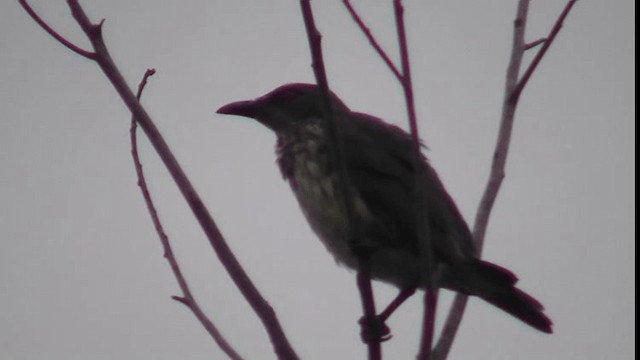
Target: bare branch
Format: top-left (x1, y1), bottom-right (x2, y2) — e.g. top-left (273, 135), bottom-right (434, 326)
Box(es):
top-left (299, 1), bottom-right (381, 359)
top-left (18, 0), bottom-right (96, 59)
top-left (130, 69), bottom-right (243, 360)
top-left (20, 1), bottom-right (300, 359)
top-left (343, 0), bottom-right (403, 81)
top-left (434, 1), bottom-right (577, 359)
top-left (433, 2), bottom-right (531, 357)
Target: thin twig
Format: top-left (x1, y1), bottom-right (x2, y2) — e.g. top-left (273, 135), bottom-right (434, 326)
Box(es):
top-left (134, 69), bottom-right (155, 98)
top-left (299, 1), bottom-right (381, 359)
top-left (343, 0), bottom-right (403, 81)
top-left (524, 37), bottom-right (546, 50)
top-left (129, 69), bottom-right (243, 360)
top-left (18, 0), bottom-right (97, 59)
top-left (25, 1), bottom-right (300, 359)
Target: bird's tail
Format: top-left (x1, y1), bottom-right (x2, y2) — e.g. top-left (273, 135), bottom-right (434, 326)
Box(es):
top-left (447, 260), bottom-right (553, 333)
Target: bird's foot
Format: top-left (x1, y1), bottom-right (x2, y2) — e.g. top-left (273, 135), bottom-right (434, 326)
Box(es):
top-left (358, 315), bottom-right (392, 343)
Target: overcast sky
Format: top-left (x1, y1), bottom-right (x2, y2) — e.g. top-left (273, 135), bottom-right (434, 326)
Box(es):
top-left (0, 1), bottom-right (634, 359)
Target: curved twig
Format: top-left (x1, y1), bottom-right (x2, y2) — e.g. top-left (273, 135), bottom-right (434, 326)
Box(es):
top-left (18, 0), bottom-right (97, 59)
top-left (130, 69), bottom-right (244, 360)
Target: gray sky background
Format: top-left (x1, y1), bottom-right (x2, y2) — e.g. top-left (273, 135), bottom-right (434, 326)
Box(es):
top-left (0, 1), bottom-right (634, 359)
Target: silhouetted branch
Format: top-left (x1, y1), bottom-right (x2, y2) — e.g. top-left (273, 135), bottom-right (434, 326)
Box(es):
top-left (21, 1), bottom-right (299, 359)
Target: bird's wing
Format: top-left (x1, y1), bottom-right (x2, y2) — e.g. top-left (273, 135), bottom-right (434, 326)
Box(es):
top-left (340, 112), bottom-right (477, 262)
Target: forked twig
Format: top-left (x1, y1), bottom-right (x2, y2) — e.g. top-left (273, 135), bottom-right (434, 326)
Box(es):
top-left (341, 1), bottom-right (439, 357)
top-left (433, 3), bottom-right (533, 358)
top-left (434, 2), bottom-right (577, 359)
top-left (512, 0), bottom-right (579, 102)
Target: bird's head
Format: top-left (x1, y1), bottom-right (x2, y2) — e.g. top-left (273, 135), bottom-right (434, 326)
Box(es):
top-left (216, 83), bottom-right (348, 132)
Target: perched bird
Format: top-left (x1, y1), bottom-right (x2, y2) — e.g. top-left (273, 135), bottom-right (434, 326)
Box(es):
top-left (217, 83), bottom-right (552, 334)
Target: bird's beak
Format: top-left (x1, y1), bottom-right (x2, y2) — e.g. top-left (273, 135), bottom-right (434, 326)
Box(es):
top-left (217, 96), bottom-right (280, 131)
top-left (216, 100), bottom-right (261, 118)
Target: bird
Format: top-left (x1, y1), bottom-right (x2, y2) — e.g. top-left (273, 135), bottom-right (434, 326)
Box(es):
top-left (217, 83), bottom-right (552, 335)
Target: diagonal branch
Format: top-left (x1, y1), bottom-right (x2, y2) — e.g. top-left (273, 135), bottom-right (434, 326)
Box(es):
top-left (130, 69), bottom-right (243, 360)
top-left (67, 2), bottom-right (299, 358)
top-left (343, 0), bottom-right (403, 81)
top-left (22, 1), bottom-right (299, 359)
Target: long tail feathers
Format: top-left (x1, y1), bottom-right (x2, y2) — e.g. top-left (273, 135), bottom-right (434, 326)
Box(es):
top-left (457, 260), bottom-right (553, 333)
top-left (482, 282), bottom-right (553, 333)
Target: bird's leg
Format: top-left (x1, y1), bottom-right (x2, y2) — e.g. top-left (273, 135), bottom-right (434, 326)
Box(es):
top-left (359, 287), bottom-right (417, 343)
top-left (379, 287), bottom-right (417, 321)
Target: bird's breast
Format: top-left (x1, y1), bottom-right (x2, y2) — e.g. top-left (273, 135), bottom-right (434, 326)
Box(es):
top-left (276, 132), bottom-right (363, 268)
top-left (274, 127), bottom-right (441, 288)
